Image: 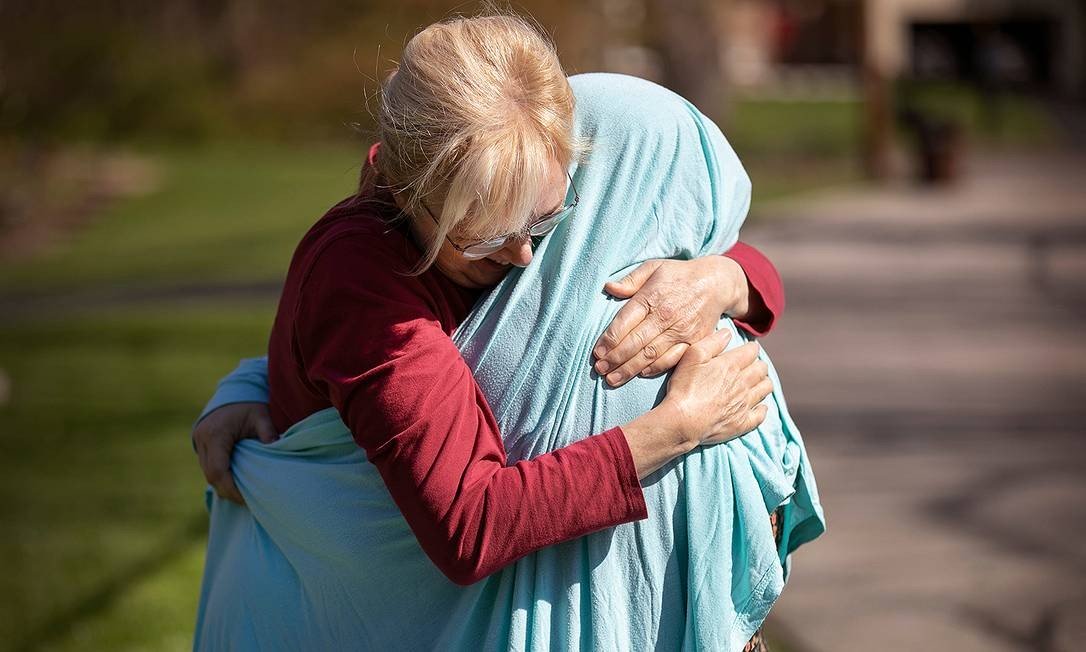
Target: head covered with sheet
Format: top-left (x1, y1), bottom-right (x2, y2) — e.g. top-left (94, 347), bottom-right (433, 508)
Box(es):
top-left (195, 73), bottom-right (824, 652)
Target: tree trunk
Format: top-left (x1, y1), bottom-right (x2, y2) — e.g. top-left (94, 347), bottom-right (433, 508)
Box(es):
top-left (644, 0), bottom-right (728, 117)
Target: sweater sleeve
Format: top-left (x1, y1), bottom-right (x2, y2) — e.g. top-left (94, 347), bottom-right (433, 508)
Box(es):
top-left (195, 356), bottom-right (270, 426)
top-left (723, 241), bottom-right (785, 337)
top-left (295, 238), bottom-right (648, 585)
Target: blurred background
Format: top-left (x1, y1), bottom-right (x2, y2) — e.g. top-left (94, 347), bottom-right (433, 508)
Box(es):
top-left (0, 1), bottom-right (1082, 650)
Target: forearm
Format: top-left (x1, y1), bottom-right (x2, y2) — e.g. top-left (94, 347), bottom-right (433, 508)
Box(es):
top-left (374, 396), bottom-right (709, 585)
top-left (369, 420), bottom-right (648, 586)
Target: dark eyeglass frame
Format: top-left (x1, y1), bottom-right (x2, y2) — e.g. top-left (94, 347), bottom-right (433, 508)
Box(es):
top-left (422, 171), bottom-right (579, 260)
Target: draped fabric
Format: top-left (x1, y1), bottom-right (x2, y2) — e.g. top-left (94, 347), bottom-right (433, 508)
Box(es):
top-left (194, 73), bottom-right (824, 651)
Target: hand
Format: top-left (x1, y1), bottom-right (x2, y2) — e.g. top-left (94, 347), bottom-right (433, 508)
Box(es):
top-left (593, 256), bottom-right (750, 386)
top-left (192, 402), bottom-right (278, 505)
top-left (661, 331), bottom-right (772, 446)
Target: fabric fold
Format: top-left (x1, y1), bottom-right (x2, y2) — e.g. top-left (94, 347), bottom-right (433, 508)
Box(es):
top-left (195, 73), bottom-right (824, 652)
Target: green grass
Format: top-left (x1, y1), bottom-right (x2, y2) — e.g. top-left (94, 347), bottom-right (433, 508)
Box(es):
top-left (729, 86), bottom-right (1056, 159)
top-left (0, 304), bottom-right (275, 651)
top-left (731, 98), bottom-right (864, 160)
top-left (895, 80), bottom-right (1057, 147)
top-left (728, 87), bottom-right (1056, 210)
top-left (38, 543), bottom-right (207, 652)
top-left (727, 98), bottom-right (867, 212)
top-left (0, 141), bottom-right (363, 294)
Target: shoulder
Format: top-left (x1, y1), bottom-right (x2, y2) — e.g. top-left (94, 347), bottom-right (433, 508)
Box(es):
top-left (568, 73), bottom-right (691, 130)
top-left (291, 195), bottom-right (423, 292)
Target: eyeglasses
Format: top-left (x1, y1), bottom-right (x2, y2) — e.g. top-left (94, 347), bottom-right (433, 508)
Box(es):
top-left (422, 172), bottom-right (579, 260)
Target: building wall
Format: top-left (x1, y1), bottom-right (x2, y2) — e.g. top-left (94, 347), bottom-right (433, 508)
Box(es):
top-left (865, 0), bottom-right (1084, 93)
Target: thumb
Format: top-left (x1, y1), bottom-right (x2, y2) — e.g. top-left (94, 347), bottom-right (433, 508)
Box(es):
top-left (604, 260), bottom-right (662, 298)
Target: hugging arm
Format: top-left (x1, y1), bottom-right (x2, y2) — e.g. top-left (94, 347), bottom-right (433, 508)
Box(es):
top-left (194, 241), bottom-right (784, 507)
top-left (192, 239), bottom-right (777, 584)
top-left (288, 239), bottom-right (656, 586)
top-left (193, 240), bottom-right (782, 422)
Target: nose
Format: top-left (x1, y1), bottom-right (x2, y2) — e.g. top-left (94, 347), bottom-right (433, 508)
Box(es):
top-left (506, 238), bottom-right (533, 267)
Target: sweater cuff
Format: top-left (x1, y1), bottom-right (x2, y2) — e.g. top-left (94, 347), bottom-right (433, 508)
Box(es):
top-left (722, 245), bottom-right (783, 337)
top-left (598, 426), bottom-right (649, 522)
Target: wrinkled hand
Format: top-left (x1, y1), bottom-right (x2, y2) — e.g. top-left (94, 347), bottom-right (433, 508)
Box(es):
top-left (663, 332), bottom-right (772, 445)
top-left (593, 256), bottom-right (749, 386)
top-left (192, 402), bottom-right (278, 505)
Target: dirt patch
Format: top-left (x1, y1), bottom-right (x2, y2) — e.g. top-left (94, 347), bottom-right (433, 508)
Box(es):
top-left (0, 145), bottom-right (161, 261)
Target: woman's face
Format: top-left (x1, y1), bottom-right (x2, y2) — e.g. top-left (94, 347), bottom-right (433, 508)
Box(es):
top-left (412, 157), bottom-right (569, 289)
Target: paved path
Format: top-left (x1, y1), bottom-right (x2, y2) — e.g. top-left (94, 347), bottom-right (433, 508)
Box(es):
top-left (752, 151), bottom-right (1086, 651)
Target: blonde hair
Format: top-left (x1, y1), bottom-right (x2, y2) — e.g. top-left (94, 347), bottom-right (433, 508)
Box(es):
top-left (373, 12), bottom-right (577, 271)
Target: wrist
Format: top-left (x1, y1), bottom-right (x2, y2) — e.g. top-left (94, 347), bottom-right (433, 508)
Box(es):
top-left (714, 256), bottom-right (750, 319)
top-left (639, 400), bottom-right (700, 450)
top-left (622, 403), bottom-right (698, 478)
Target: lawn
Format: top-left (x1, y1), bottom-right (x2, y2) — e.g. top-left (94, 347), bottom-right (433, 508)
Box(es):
top-left (0, 142), bottom-right (364, 651)
top-left (0, 305), bottom-right (276, 651)
top-left (0, 141), bottom-right (363, 295)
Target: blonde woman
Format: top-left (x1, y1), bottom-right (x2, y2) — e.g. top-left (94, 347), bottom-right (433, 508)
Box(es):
top-left (193, 14), bottom-right (822, 651)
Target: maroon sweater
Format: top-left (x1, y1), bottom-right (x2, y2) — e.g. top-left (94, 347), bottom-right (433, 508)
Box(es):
top-left (267, 188), bottom-right (785, 586)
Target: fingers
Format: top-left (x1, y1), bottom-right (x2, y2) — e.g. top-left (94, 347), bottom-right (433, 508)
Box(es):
top-left (602, 260), bottom-right (663, 299)
top-left (719, 341), bottom-right (760, 370)
top-left (680, 329), bottom-right (733, 366)
top-left (750, 377), bottom-right (773, 406)
top-left (195, 440), bottom-right (210, 486)
top-left (602, 327), bottom-right (685, 386)
top-left (731, 351), bottom-right (770, 410)
top-left (743, 404), bottom-right (770, 432)
top-left (597, 312), bottom-right (667, 376)
top-left (740, 357), bottom-right (769, 385)
top-left (737, 362), bottom-right (772, 434)
top-left (204, 440), bottom-right (245, 505)
top-left (194, 424), bottom-right (245, 505)
top-left (249, 407), bottom-right (280, 444)
top-left (191, 403), bottom-right (256, 505)
top-left (640, 342), bottom-right (688, 378)
top-left (215, 478), bottom-right (245, 505)
top-left (594, 297), bottom-right (650, 362)
top-left (594, 260), bottom-right (666, 359)
top-left (692, 329), bottom-right (733, 362)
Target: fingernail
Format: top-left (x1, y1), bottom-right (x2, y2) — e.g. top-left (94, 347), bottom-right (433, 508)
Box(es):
top-left (595, 360), bottom-right (610, 374)
top-left (606, 372), bottom-right (623, 385)
top-left (593, 345), bottom-right (607, 359)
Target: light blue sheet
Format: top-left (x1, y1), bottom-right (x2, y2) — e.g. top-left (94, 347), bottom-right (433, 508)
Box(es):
top-left (194, 73), bottom-right (824, 651)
